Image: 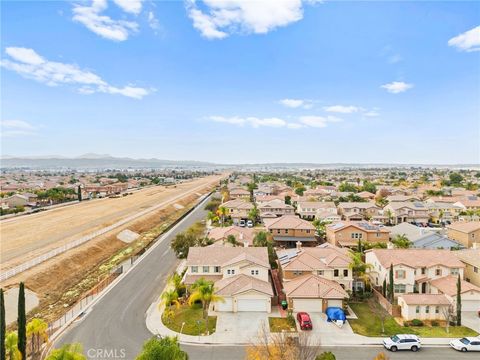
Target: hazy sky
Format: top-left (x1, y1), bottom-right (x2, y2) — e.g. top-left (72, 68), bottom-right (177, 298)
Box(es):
top-left (1, 0), bottom-right (479, 164)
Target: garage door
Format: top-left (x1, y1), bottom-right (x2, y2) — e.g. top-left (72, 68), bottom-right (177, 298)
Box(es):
top-left (215, 298), bottom-right (233, 312)
top-left (327, 299), bottom-right (343, 308)
top-left (237, 299), bottom-right (268, 312)
top-left (292, 299), bottom-right (323, 312)
top-left (462, 300), bottom-right (479, 312)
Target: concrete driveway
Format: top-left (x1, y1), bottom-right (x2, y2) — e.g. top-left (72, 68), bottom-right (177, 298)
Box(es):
top-left (296, 312), bottom-right (355, 345)
top-left (214, 312), bottom-right (269, 343)
top-left (462, 311), bottom-right (480, 332)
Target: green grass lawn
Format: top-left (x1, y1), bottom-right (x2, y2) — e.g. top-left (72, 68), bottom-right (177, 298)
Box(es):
top-left (162, 303), bottom-right (217, 336)
top-left (269, 317), bottom-right (297, 332)
top-left (349, 302), bottom-right (478, 338)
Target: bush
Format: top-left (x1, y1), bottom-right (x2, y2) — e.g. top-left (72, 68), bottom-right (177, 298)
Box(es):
top-left (410, 319), bottom-right (424, 326)
top-left (431, 321), bottom-right (439, 327)
top-left (286, 313), bottom-right (296, 327)
top-left (316, 352), bottom-right (336, 360)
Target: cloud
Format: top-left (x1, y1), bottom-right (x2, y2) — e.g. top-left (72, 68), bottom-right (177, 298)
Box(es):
top-left (113, 0), bottom-right (143, 15)
top-left (363, 110), bottom-right (380, 117)
top-left (279, 98), bottom-right (313, 109)
top-left (381, 81), bottom-right (414, 94)
top-left (448, 26), bottom-right (480, 52)
top-left (299, 115), bottom-right (342, 128)
top-left (1, 47), bottom-right (151, 99)
top-left (1, 120), bottom-right (38, 137)
top-left (323, 105), bottom-right (359, 114)
top-left (148, 11), bottom-right (160, 31)
top-left (209, 116), bottom-right (288, 128)
top-left (72, 0), bottom-right (138, 41)
top-left (186, 0), bottom-right (321, 39)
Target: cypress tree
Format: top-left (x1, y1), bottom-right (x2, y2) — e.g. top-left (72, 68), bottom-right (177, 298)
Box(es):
top-left (382, 278), bottom-right (387, 297)
top-left (388, 264), bottom-right (394, 303)
top-left (77, 185), bottom-right (82, 202)
top-left (18, 282), bottom-right (26, 360)
top-left (1, 288), bottom-right (6, 360)
top-left (456, 274), bottom-right (462, 326)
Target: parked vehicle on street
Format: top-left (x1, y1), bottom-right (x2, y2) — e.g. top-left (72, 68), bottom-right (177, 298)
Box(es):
top-left (296, 312), bottom-right (313, 330)
top-left (383, 334), bottom-right (421, 352)
top-left (450, 337), bottom-right (480, 352)
top-left (246, 220), bottom-right (254, 227)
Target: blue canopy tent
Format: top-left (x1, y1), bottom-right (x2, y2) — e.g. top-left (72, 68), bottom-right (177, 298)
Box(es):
top-left (325, 307), bottom-right (346, 323)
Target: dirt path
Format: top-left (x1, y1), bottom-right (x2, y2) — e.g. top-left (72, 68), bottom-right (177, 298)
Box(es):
top-left (0, 175), bottom-right (223, 270)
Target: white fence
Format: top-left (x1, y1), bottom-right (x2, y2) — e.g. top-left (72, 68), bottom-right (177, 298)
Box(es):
top-left (0, 190), bottom-right (209, 282)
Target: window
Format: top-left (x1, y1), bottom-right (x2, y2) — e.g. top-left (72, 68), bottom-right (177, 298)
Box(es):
top-left (191, 266), bottom-right (198, 273)
top-left (227, 269), bottom-right (235, 275)
top-left (425, 306), bottom-right (430, 313)
top-left (306, 229), bottom-right (311, 234)
top-left (344, 269), bottom-right (348, 277)
top-left (451, 268), bottom-right (459, 275)
top-left (421, 267), bottom-right (426, 275)
top-left (317, 270), bottom-right (324, 276)
top-left (395, 270), bottom-right (406, 279)
top-left (376, 232), bottom-right (381, 237)
top-left (277, 229), bottom-right (281, 234)
top-left (474, 266), bottom-right (478, 274)
top-left (203, 266), bottom-right (209, 273)
top-left (251, 269), bottom-right (259, 275)
top-left (293, 271), bottom-right (303, 276)
top-left (435, 306), bottom-right (439, 314)
top-left (334, 269), bottom-right (339, 277)
top-left (285, 229), bottom-right (289, 234)
top-left (415, 306), bottom-right (420, 314)
top-left (435, 268), bottom-right (442, 276)
top-left (393, 284), bottom-right (406, 293)
top-left (214, 266), bottom-right (221, 273)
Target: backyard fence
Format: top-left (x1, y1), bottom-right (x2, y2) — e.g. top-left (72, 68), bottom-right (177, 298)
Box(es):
top-left (372, 288), bottom-right (401, 317)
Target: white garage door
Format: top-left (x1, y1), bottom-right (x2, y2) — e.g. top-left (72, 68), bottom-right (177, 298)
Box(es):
top-left (215, 298), bottom-right (233, 312)
top-left (327, 299), bottom-right (343, 308)
top-left (292, 299), bottom-right (323, 312)
top-left (462, 300), bottom-right (479, 312)
top-left (237, 298), bottom-right (268, 312)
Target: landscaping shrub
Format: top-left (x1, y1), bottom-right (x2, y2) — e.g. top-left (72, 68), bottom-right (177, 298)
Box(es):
top-left (286, 312), bottom-right (296, 327)
top-left (411, 319), bottom-right (424, 326)
top-left (431, 321), bottom-right (439, 327)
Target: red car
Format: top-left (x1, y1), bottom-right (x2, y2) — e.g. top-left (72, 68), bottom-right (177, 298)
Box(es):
top-left (296, 312), bottom-right (313, 330)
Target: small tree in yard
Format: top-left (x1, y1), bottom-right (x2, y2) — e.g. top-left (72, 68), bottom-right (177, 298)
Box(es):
top-left (17, 282), bottom-right (27, 360)
top-left (77, 185), bottom-right (82, 202)
top-left (316, 351), bottom-right (336, 360)
top-left (27, 318), bottom-right (49, 359)
top-left (388, 265), bottom-right (394, 303)
top-left (368, 299), bottom-right (388, 334)
top-left (456, 274), bottom-right (462, 326)
top-left (226, 234), bottom-right (239, 247)
top-left (382, 279), bottom-right (387, 297)
top-left (441, 304), bottom-right (455, 334)
top-left (188, 279), bottom-right (224, 334)
top-left (136, 336), bottom-right (188, 360)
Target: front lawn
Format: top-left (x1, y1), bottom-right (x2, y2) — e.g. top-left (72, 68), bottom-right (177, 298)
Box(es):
top-left (349, 302), bottom-right (478, 338)
top-left (269, 317), bottom-right (297, 332)
top-left (162, 303), bottom-right (217, 336)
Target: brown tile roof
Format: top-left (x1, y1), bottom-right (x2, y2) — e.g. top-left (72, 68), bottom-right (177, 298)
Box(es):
top-left (284, 274), bottom-right (349, 299)
top-left (454, 249), bottom-right (480, 267)
top-left (184, 274), bottom-right (223, 285)
top-left (338, 202), bottom-right (379, 210)
top-left (447, 221), bottom-right (480, 233)
top-left (368, 249), bottom-right (465, 268)
top-left (207, 226), bottom-right (255, 246)
top-left (399, 294), bottom-right (450, 305)
top-left (429, 275), bottom-right (480, 296)
top-left (327, 221), bottom-right (390, 234)
top-left (186, 247), bottom-right (269, 268)
top-left (222, 199), bottom-right (254, 210)
top-left (215, 274), bottom-right (273, 296)
top-left (277, 246), bottom-right (350, 271)
top-left (264, 215), bottom-right (315, 230)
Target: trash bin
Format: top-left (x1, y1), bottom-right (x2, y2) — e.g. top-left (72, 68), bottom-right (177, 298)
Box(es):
top-left (281, 300), bottom-right (288, 310)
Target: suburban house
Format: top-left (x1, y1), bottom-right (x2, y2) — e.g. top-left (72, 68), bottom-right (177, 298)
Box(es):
top-left (388, 222), bottom-right (435, 242)
top-left (386, 195), bottom-right (421, 203)
top-left (222, 199), bottom-right (254, 225)
top-left (283, 274), bottom-right (349, 312)
top-left (253, 185), bottom-right (274, 197)
top-left (337, 202), bottom-right (383, 222)
top-left (326, 221), bottom-right (390, 248)
top-left (383, 202), bottom-right (429, 225)
top-left (276, 243), bottom-right (353, 290)
top-left (207, 226), bottom-right (256, 247)
top-left (397, 294), bottom-right (451, 321)
top-left (296, 201), bottom-right (337, 220)
top-left (184, 247), bottom-right (274, 313)
top-left (429, 275), bottom-right (480, 311)
top-left (257, 199), bottom-right (295, 218)
top-left (454, 199), bottom-right (480, 212)
top-left (229, 188), bottom-right (251, 200)
top-left (447, 221), bottom-right (480, 248)
top-left (83, 183), bottom-right (128, 198)
top-left (315, 211), bottom-right (342, 223)
top-left (255, 195), bottom-right (285, 205)
top-left (3, 193), bottom-right (38, 208)
top-left (264, 215), bottom-right (316, 247)
top-left (365, 249), bottom-right (465, 295)
top-left (357, 191), bottom-right (376, 200)
top-left (426, 202), bottom-right (462, 224)
top-left (454, 249), bottom-right (480, 287)
top-left (410, 233), bottom-right (464, 250)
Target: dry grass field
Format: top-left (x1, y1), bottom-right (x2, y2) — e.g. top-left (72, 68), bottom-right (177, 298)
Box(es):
top-left (0, 174), bottom-right (223, 271)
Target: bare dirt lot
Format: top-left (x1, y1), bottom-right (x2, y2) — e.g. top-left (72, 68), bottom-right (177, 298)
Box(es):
top-left (0, 175), bottom-right (223, 270)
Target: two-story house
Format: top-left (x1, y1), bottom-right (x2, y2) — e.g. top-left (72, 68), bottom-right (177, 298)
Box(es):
top-left (184, 247), bottom-right (273, 312)
top-left (454, 249), bottom-right (480, 287)
top-left (296, 201), bottom-right (337, 220)
top-left (383, 202), bottom-right (429, 225)
top-left (447, 221), bottom-right (480, 248)
top-left (326, 221), bottom-right (390, 248)
top-left (257, 199), bottom-right (295, 218)
top-left (229, 188), bottom-right (251, 200)
top-left (264, 215), bottom-right (316, 247)
top-left (222, 199), bottom-right (254, 225)
top-left (207, 225), bottom-right (256, 247)
top-left (337, 202), bottom-right (383, 222)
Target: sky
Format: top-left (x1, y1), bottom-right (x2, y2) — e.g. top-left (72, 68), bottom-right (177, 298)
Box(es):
top-left (1, 0), bottom-right (479, 164)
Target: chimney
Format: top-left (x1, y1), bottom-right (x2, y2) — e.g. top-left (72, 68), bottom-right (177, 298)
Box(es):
top-left (296, 241), bottom-right (302, 250)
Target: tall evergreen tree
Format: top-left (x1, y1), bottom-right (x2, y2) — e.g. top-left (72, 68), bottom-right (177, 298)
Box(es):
top-left (382, 279), bottom-right (387, 298)
top-left (18, 282), bottom-right (27, 360)
top-left (1, 288), bottom-right (6, 360)
top-left (388, 265), bottom-right (394, 303)
top-left (456, 274), bottom-right (462, 326)
top-left (77, 185), bottom-right (82, 202)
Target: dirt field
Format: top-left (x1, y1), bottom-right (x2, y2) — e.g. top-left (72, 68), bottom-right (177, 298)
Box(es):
top-left (0, 174), bottom-right (223, 271)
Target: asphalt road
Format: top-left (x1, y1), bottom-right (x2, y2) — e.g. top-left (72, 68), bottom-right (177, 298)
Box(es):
top-left (57, 194), bottom-right (212, 360)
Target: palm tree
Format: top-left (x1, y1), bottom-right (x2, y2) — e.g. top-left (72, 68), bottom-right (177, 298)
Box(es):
top-left (5, 331), bottom-right (21, 360)
top-left (248, 206), bottom-right (259, 223)
top-left (348, 252), bottom-right (373, 290)
top-left (161, 290), bottom-right (180, 324)
top-left (385, 209), bottom-right (393, 225)
top-left (391, 234), bottom-right (411, 249)
top-left (46, 343), bottom-right (86, 360)
top-left (27, 318), bottom-right (49, 359)
top-left (206, 211), bottom-right (216, 225)
top-left (188, 279), bottom-right (224, 333)
top-left (217, 206), bottom-right (228, 227)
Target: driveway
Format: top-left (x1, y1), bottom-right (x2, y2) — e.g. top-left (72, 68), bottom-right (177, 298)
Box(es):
top-left (214, 312), bottom-right (269, 343)
top-left (462, 311), bottom-right (480, 332)
top-left (295, 312), bottom-right (356, 346)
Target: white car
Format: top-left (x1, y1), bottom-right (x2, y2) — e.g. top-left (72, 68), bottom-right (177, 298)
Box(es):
top-left (246, 220), bottom-right (254, 228)
top-left (450, 337), bottom-right (480, 352)
top-left (239, 220), bottom-right (246, 227)
top-left (383, 334), bottom-right (421, 352)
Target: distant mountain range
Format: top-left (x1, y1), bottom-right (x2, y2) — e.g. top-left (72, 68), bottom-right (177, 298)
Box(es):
top-left (0, 154), bottom-right (478, 170)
